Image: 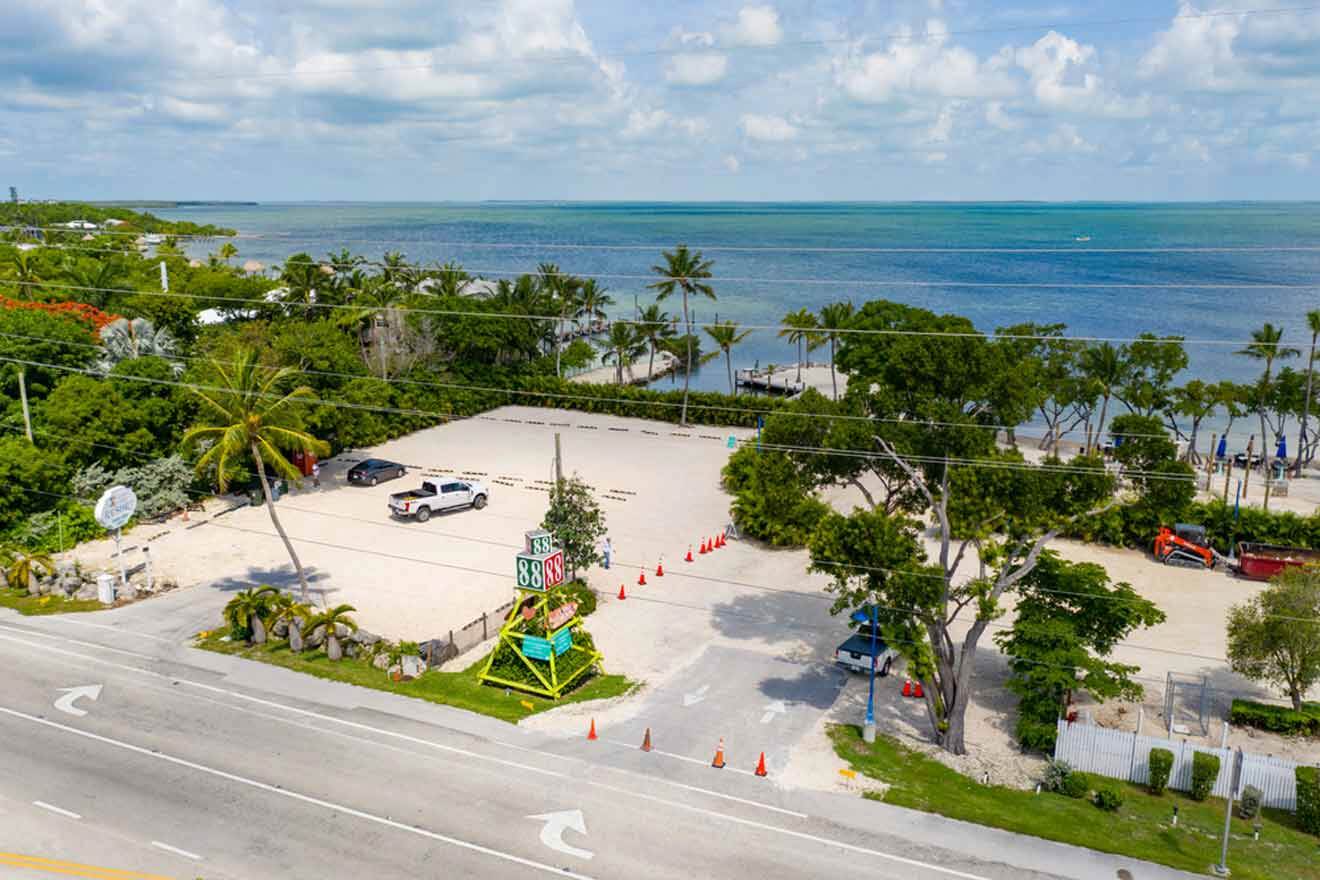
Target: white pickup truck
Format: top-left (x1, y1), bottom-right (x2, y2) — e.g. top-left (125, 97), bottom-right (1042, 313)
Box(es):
top-left (834, 627), bottom-right (900, 677)
top-left (388, 478), bottom-right (488, 522)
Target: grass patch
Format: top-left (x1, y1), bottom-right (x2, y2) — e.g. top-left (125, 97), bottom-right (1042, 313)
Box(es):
top-left (829, 725), bottom-right (1320, 880)
top-left (196, 634), bottom-right (637, 724)
top-left (0, 588), bottom-right (104, 616)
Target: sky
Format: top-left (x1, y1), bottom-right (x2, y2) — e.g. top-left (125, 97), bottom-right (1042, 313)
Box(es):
top-left (4, 0), bottom-right (1320, 202)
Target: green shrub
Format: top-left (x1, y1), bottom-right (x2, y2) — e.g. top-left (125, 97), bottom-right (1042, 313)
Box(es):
top-left (1068, 497), bottom-right (1320, 552)
top-left (722, 447), bottom-right (829, 547)
top-left (1061, 770), bottom-right (1091, 799)
top-left (1238, 784), bottom-right (1263, 820)
top-left (1094, 784), bottom-right (1124, 812)
top-left (1230, 699), bottom-right (1320, 737)
top-left (1041, 759), bottom-right (1072, 793)
top-left (1297, 766), bottom-right (1320, 836)
top-left (1148, 747), bottom-right (1174, 795)
top-left (1015, 716), bottom-right (1059, 753)
top-left (1190, 751), bottom-right (1220, 801)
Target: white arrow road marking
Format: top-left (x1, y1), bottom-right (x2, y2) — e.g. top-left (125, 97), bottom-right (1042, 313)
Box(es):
top-left (53, 685), bottom-right (102, 717)
top-left (760, 700), bottom-right (787, 724)
top-left (527, 810), bottom-right (593, 861)
top-left (682, 684), bottom-right (710, 707)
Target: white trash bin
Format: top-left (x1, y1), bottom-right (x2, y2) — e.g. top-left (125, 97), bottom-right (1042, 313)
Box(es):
top-left (96, 573), bottom-right (116, 605)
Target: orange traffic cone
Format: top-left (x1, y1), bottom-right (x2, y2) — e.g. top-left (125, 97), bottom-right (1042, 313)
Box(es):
top-left (710, 535), bottom-right (718, 550)
top-left (617, 584), bottom-right (627, 600)
top-left (715, 533), bottom-right (724, 548)
top-left (685, 546), bottom-right (694, 562)
top-left (588, 719), bottom-right (598, 741)
top-left (699, 539), bottom-right (709, 554)
top-left (913, 680), bottom-right (924, 699)
top-left (656, 560), bottom-right (664, 577)
top-left (719, 532), bottom-right (727, 547)
top-left (754, 752), bottom-right (768, 777)
top-left (712, 738), bottom-right (726, 769)
top-left (641, 727), bottom-right (653, 752)
top-left (902, 679), bottom-right (913, 697)
top-left (638, 568), bottom-right (647, 586)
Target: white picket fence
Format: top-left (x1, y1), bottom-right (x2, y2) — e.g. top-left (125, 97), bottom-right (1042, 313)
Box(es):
top-left (1053, 719), bottom-right (1302, 810)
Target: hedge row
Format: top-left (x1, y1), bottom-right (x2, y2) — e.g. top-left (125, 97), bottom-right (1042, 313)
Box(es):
top-left (1229, 699), bottom-right (1320, 737)
top-left (1298, 767), bottom-right (1320, 835)
top-left (1068, 497), bottom-right (1320, 553)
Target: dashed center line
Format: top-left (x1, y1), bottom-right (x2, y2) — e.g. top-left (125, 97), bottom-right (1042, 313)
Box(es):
top-left (32, 801), bottom-right (81, 820)
top-left (150, 841), bottom-right (201, 861)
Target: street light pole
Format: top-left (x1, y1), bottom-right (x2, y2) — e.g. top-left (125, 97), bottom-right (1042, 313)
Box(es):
top-left (864, 600), bottom-right (877, 744)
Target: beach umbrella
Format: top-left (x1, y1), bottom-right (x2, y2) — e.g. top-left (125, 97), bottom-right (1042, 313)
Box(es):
top-left (1276, 435), bottom-right (1287, 460)
top-left (1216, 435), bottom-right (1227, 459)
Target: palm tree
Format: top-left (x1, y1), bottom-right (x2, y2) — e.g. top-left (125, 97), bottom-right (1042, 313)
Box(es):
top-left (1237, 323), bottom-right (1300, 470)
top-left (538, 263), bottom-right (582, 378)
top-left (648, 245), bottom-right (715, 425)
top-left (335, 277), bottom-right (401, 378)
top-left (218, 242), bottom-right (239, 264)
top-left (279, 253), bottom-right (322, 317)
top-left (636, 303), bottom-right (675, 383)
top-left (269, 592), bottom-right (313, 652)
top-left (779, 309), bottom-right (821, 384)
top-left (181, 348), bottom-right (329, 602)
top-left (428, 261), bottom-right (470, 297)
top-left (600, 322), bottom-right (645, 384)
top-left (302, 604), bottom-right (359, 660)
top-left (575, 279), bottom-right (614, 334)
top-left (2, 544), bottom-right (54, 595)
top-left (1079, 342), bottom-right (1128, 454)
top-left (817, 301), bottom-right (854, 400)
top-left (62, 257), bottom-right (127, 308)
top-left (98, 317), bottom-right (180, 374)
top-left (1297, 310), bottom-right (1320, 474)
top-left (222, 586), bottom-right (279, 645)
top-left (703, 321), bottom-right (752, 395)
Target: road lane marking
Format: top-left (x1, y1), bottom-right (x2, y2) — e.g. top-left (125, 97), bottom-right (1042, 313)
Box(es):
top-left (527, 810), bottom-right (593, 860)
top-left (0, 852), bottom-right (171, 880)
top-left (681, 684), bottom-right (709, 707)
top-left (32, 801), bottom-right (82, 820)
top-left (54, 686), bottom-right (103, 718)
top-left (0, 706), bottom-right (595, 880)
top-left (149, 842), bottom-right (200, 861)
top-left (760, 700), bottom-right (787, 724)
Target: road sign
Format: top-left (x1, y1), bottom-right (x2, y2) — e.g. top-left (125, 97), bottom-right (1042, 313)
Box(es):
top-left (516, 550), bottom-right (565, 591)
top-left (551, 626), bottom-right (572, 656)
top-left (525, 529), bottom-right (553, 555)
top-left (523, 636), bottom-right (552, 660)
top-left (94, 485), bottom-right (137, 530)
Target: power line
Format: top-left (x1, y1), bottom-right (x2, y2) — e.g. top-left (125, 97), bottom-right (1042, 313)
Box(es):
top-left (3, 278), bottom-right (1306, 346)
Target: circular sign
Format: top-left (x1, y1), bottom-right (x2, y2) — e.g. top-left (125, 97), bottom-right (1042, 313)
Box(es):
top-left (94, 485), bottom-right (138, 530)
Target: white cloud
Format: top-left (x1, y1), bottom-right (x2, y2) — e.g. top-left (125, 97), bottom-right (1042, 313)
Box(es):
top-left (723, 154), bottom-right (742, 173)
top-left (1016, 31), bottom-right (1148, 118)
top-left (834, 23), bottom-right (1017, 103)
top-left (730, 5), bottom-right (782, 47)
top-left (1024, 123), bottom-right (1097, 155)
top-left (740, 113), bottom-right (798, 141)
top-left (665, 52), bottom-right (729, 86)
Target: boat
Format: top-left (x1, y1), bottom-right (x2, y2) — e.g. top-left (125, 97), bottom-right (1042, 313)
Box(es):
top-left (1074, 235), bottom-right (1091, 243)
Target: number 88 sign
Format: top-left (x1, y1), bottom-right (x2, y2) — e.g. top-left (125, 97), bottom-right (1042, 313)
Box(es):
top-left (516, 550), bottom-right (565, 591)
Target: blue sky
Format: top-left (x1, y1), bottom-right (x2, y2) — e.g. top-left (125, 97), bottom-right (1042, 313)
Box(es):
top-left (4, 1), bottom-right (1319, 201)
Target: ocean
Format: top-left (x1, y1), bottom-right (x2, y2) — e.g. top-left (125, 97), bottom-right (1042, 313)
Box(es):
top-left (159, 202), bottom-right (1320, 407)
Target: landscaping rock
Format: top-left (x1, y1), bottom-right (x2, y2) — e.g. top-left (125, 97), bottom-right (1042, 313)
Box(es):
top-left (333, 623), bottom-right (351, 638)
top-left (305, 626), bottom-right (325, 649)
top-left (352, 630), bottom-right (381, 646)
top-left (345, 642), bottom-right (359, 659)
top-left (271, 619), bottom-right (289, 638)
top-left (288, 623), bottom-right (304, 653)
top-left (372, 653), bottom-right (391, 671)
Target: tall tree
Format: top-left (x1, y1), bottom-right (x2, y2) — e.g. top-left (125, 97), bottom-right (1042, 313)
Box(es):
top-left (1079, 342), bottom-right (1129, 454)
top-left (636, 303), bottom-right (675, 383)
top-left (6, 249), bottom-right (44, 300)
top-left (779, 308), bottom-right (821, 384)
top-left (648, 246), bottom-right (715, 425)
top-left (1297, 310), bottom-right (1320, 475)
top-left (1117, 334), bottom-right (1187, 418)
top-left (181, 348), bottom-right (329, 602)
top-left (817, 301), bottom-right (854, 401)
top-left (540, 475), bottom-right (607, 580)
top-left (702, 320), bottom-right (751, 395)
top-left (1171, 379), bottom-right (1218, 463)
top-left (538, 262), bottom-right (582, 379)
top-left (97, 317), bottom-right (180, 374)
top-left (1237, 323), bottom-right (1300, 471)
top-left (1227, 566), bottom-right (1320, 711)
top-left (600, 322), bottom-right (644, 384)
top-left (575, 279), bottom-right (614, 334)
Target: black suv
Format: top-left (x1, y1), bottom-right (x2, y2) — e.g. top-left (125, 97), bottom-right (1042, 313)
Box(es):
top-left (347, 459), bottom-right (406, 486)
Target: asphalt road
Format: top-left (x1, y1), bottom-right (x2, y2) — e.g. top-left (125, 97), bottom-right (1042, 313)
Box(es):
top-left (0, 612), bottom-right (1196, 880)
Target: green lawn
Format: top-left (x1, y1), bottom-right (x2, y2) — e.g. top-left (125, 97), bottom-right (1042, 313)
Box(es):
top-left (829, 725), bottom-right (1320, 880)
top-left (0, 588), bottom-right (105, 616)
top-left (196, 635), bottom-right (637, 724)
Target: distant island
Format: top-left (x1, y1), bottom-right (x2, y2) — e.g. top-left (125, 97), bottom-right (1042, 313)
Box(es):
top-left (89, 201), bottom-right (259, 208)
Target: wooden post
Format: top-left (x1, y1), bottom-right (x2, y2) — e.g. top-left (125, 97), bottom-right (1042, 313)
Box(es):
top-left (1263, 460), bottom-right (1273, 511)
top-left (1242, 435), bottom-right (1255, 498)
top-left (1223, 458), bottom-right (1233, 504)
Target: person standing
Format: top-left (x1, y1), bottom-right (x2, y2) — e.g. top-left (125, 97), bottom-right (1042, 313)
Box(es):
top-left (312, 461), bottom-right (321, 488)
top-left (601, 536), bottom-right (612, 570)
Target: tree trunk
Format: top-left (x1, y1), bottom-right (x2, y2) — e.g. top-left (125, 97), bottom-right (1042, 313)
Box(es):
top-left (830, 337), bottom-right (838, 401)
top-left (725, 349), bottom-right (734, 396)
top-left (1301, 335), bottom-right (1318, 475)
top-left (251, 442), bottom-right (313, 603)
top-left (327, 633), bottom-right (342, 661)
top-left (1095, 393), bottom-right (1110, 454)
top-left (681, 291), bottom-right (691, 426)
top-left (647, 344), bottom-right (655, 384)
top-left (18, 368), bottom-right (33, 443)
top-left (796, 338), bottom-right (804, 383)
top-left (288, 620), bottom-right (304, 652)
top-left (555, 317), bottom-right (562, 378)
top-left (251, 614), bottom-right (267, 645)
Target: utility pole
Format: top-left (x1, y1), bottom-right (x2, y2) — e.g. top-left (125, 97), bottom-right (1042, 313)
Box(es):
top-left (17, 367), bottom-right (33, 443)
top-left (554, 433), bottom-right (564, 488)
top-left (159, 260), bottom-right (169, 292)
top-left (1213, 749), bottom-right (1244, 876)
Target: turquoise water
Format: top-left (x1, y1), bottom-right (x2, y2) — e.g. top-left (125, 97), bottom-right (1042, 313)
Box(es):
top-left (160, 202), bottom-right (1320, 395)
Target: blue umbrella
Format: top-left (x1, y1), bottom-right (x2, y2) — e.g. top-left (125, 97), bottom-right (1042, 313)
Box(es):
top-left (1277, 435), bottom-right (1288, 460)
top-left (1216, 435), bottom-right (1228, 459)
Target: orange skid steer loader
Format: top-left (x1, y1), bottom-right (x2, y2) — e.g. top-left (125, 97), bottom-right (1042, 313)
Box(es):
top-left (1153, 524), bottom-right (1224, 569)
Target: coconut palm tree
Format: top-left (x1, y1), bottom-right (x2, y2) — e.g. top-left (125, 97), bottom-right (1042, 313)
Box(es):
top-left (218, 242), bottom-right (239, 264)
top-left (279, 253), bottom-right (322, 317)
top-left (648, 246), bottom-right (715, 425)
top-left (600, 322), bottom-right (645, 384)
top-left (817, 301), bottom-right (854, 400)
top-left (6, 249), bottom-right (44, 300)
top-left (1079, 342), bottom-right (1129, 454)
top-left (575, 279), bottom-right (614, 334)
top-left (335, 277), bottom-right (402, 378)
top-left (182, 348), bottom-right (329, 602)
top-left (62, 257), bottom-right (127, 308)
top-left (636, 303), bottom-right (675, 383)
top-left (302, 604), bottom-right (358, 660)
top-left (538, 263), bottom-right (582, 378)
top-left (98, 317), bottom-right (180, 374)
top-left (2, 544), bottom-right (54, 595)
top-left (269, 592), bottom-right (313, 652)
top-left (1237, 323), bottom-right (1300, 470)
top-left (222, 586), bottom-right (279, 645)
top-left (702, 320), bottom-right (751, 395)
top-left (778, 309), bottom-right (821, 384)
top-left (428, 261), bottom-right (470, 297)
top-left (1297, 310), bottom-right (1320, 474)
